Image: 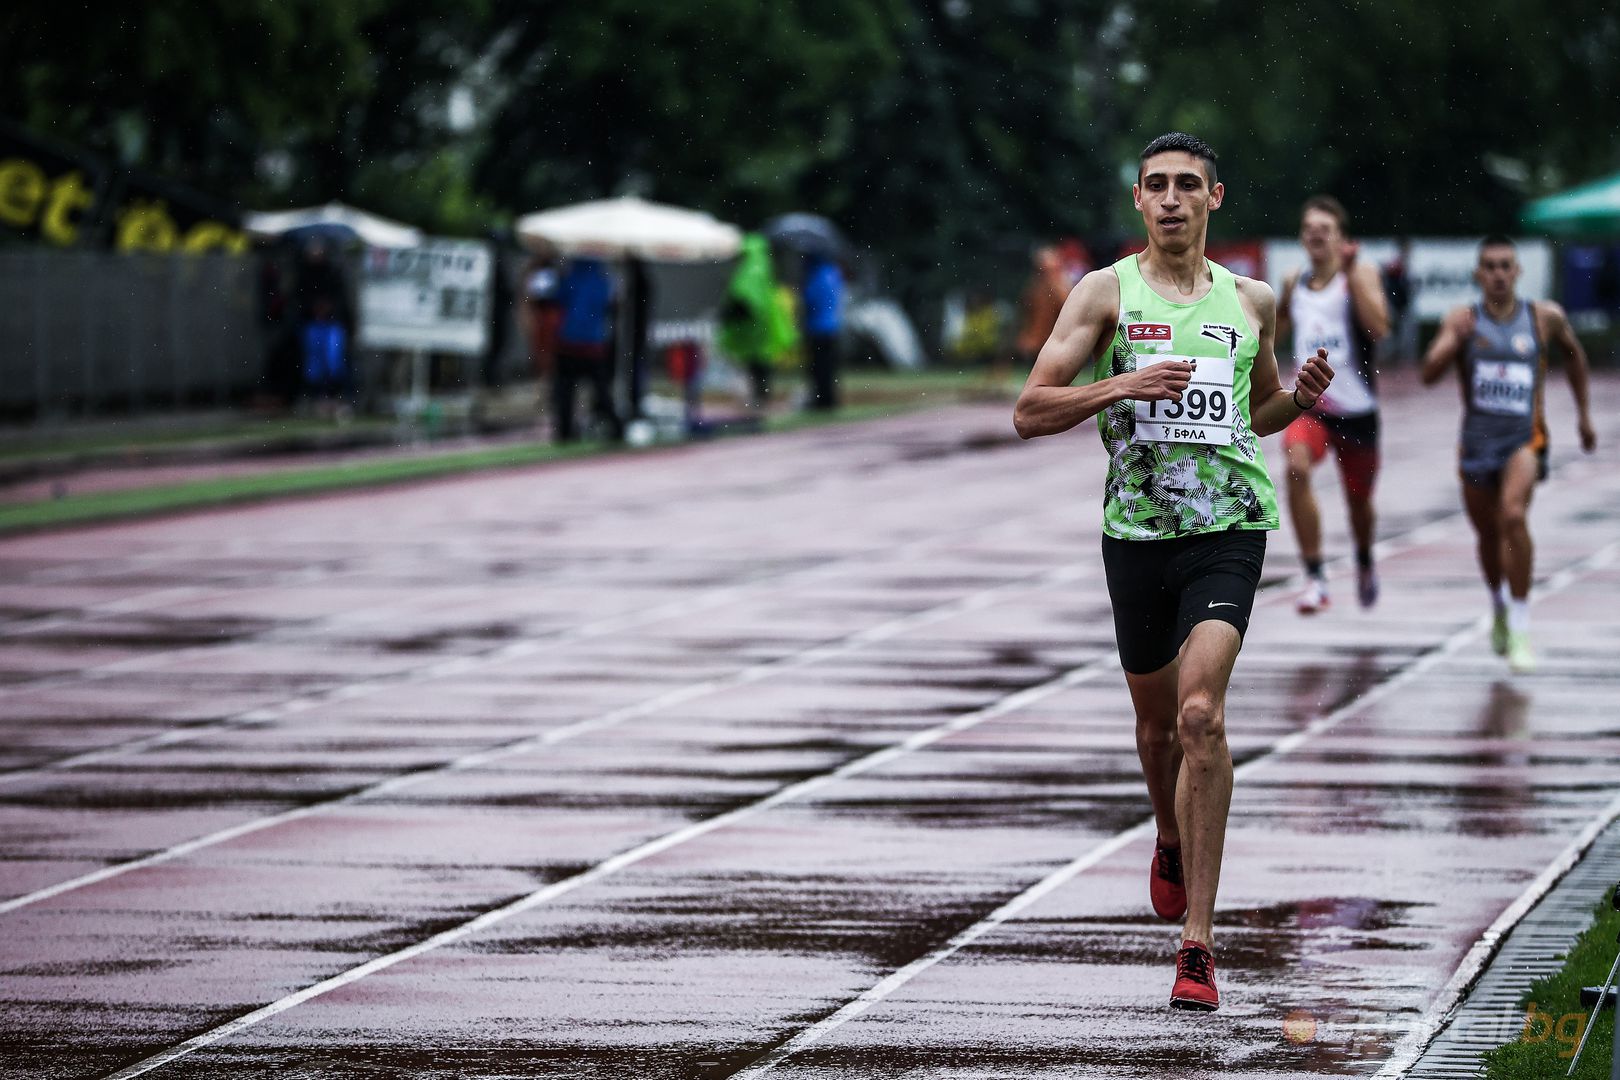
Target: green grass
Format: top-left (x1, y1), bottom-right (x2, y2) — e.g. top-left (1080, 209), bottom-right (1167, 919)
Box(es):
top-left (0, 369), bottom-right (1020, 535)
top-left (0, 439), bottom-right (609, 533)
top-left (1482, 897), bottom-right (1619, 1079)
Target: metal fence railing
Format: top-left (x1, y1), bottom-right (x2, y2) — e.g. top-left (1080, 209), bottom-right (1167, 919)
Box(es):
top-left (0, 251), bottom-right (262, 418)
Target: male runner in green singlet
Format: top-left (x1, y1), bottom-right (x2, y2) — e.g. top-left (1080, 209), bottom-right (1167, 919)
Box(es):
top-left (1015, 133), bottom-right (1334, 1012)
top-left (1422, 235), bottom-right (1596, 673)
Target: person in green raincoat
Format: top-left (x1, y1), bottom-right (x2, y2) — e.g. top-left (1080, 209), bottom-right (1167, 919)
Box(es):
top-left (719, 233), bottom-right (800, 408)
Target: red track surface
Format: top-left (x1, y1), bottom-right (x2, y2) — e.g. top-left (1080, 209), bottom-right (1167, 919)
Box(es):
top-left (1, 371), bottom-right (1618, 1079)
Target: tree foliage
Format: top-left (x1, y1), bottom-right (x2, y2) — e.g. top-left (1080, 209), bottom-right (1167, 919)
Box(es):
top-left (6, 0), bottom-right (1619, 284)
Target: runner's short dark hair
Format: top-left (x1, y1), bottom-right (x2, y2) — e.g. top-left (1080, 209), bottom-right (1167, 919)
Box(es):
top-left (1138, 132), bottom-right (1218, 187)
top-left (1479, 233), bottom-right (1516, 254)
top-left (1302, 194), bottom-right (1349, 235)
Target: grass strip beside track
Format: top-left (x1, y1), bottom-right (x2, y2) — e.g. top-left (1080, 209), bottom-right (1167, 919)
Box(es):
top-left (1481, 898), bottom-right (1619, 1080)
top-left (0, 374), bottom-right (1015, 535)
top-left (0, 439), bottom-right (610, 533)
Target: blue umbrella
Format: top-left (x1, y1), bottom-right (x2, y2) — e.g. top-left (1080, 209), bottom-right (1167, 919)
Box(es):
top-left (763, 213), bottom-right (851, 259)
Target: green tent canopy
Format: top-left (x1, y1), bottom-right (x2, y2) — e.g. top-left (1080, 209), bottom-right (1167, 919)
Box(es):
top-left (1521, 171), bottom-right (1620, 235)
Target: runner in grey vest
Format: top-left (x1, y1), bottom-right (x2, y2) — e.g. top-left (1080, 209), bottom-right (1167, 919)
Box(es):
top-left (1423, 235), bottom-right (1596, 673)
top-left (1459, 298), bottom-right (1545, 487)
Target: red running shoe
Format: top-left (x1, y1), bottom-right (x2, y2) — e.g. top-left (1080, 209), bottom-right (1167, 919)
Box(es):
top-left (1150, 837), bottom-right (1186, 921)
top-left (1170, 939), bottom-right (1220, 1011)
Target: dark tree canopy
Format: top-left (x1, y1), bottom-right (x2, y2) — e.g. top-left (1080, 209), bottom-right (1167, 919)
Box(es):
top-left (5, 0), bottom-right (1618, 288)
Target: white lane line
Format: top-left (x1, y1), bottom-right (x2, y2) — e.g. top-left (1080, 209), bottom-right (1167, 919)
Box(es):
top-left (1, 560), bottom-right (1094, 916)
top-left (1373, 543), bottom-right (1620, 1080)
top-left (98, 642), bottom-right (1122, 1079)
top-left (6, 510), bottom-right (1461, 914)
top-left (1375, 792), bottom-right (1620, 1080)
top-left (84, 519), bottom-right (1496, 1077)
top-left (0, 506), bottom-right (1058, 784)
top-left (727, 538), bottom-right (1620, 1078)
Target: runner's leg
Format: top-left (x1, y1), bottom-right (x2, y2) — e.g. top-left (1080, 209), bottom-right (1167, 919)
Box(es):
top-left (1461, 478), bottom-right (1503, 594)
top-left (1126, 664), bottom-right (1182, 846)
top-left (1174, 620), bottom-right (1242, 946)
top-left (1498, 445), bottom-right (1539, 601)
top-left (1285, 441), bottom-right (1322, 565)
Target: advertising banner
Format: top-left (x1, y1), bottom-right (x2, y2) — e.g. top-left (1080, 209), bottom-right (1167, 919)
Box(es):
top-left (1263, 237), bottom-right (1552, 321)
top-left (358, 239), bottom-right (492, 355)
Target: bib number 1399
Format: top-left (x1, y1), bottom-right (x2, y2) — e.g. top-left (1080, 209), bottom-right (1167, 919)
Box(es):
top-left (1132, 355), bottom-right (1237, 446)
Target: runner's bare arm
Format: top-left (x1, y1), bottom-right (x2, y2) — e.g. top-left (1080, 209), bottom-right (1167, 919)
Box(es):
top-left (1238, 277), bottom-right (1332, 436)
top-left (1421, 306), bottom-right (1472, 386)
top-left (1347, 258), bottom-right (1392, 339)
top-left (1540, 301), bottom-right (1597, 452)
top-left (1012, 271), bottom-right (1193, 439)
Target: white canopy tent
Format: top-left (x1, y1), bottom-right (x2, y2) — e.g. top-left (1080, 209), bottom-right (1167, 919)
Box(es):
top-left (515, 196), bottom-right (742, 261)
top-left (516, 197), bottom-right (743, 435)
top-left (244, 201), bottom-right (424, 249)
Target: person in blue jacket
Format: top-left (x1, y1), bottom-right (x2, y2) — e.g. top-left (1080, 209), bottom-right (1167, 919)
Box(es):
top-left (552, 257), bottom-right (624, 443)
top-left (801, 255), bottom-right (845, 410)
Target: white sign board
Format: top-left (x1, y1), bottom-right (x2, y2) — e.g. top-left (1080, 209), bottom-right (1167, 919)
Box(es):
top-left (1262, 237), bottom-right (1552, 322)
top-left (359, 239), bottom-right (492, 355)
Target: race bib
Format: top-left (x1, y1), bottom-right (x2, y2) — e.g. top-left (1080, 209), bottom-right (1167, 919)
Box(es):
top-left (1132, 355), bottom-right (1236, 445)
top-left (1471, 361), bottom-right (1534, 416)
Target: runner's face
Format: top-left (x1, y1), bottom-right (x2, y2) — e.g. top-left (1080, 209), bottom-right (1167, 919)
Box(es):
top-left (1299, 208), bottom-right (1342, 262)
top-left (1134, 152), bottom-right (1222, 253)
top-left (1476, 246), bottom-right (1520, 302)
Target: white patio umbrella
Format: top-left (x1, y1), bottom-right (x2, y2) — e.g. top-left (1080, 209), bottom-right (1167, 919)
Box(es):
top-left (515, 196), bottom-right (742, 261)
top-left (244, 201), bottom-right (424, 249)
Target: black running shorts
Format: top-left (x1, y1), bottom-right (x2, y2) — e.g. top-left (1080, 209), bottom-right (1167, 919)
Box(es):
top-left (1101, 528), bottom-right (1268, 675)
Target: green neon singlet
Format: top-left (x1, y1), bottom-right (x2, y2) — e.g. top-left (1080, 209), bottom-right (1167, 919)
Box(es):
top-left (1095, 254), bottom-right (1279, 540)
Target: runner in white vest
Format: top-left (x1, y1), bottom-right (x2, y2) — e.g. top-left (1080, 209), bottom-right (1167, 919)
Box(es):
top-left (1276, 196), bottom-right (1390, 614)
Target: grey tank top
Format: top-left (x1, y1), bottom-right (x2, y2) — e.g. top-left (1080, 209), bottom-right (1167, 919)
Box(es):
top-left (1462, 301), bottom-right (1542, 447)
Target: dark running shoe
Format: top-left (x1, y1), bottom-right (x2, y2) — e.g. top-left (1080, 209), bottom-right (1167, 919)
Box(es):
top-left (1150, 837), bottom-right (1186, 921)
top-left (1170, 939), bottom-right (1220, 1011)
top-left (1357, 565), bottom-right (1380, 609)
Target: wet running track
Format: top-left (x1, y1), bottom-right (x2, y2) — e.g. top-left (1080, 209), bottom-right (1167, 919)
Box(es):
top-left (2, 372), bottom-right (1618, 1079)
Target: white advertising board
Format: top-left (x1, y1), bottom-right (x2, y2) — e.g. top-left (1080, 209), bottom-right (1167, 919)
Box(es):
top-left (1262, 237), bottom-right (1552, 322)
top-left (359, 239), bottom-right (492, 355)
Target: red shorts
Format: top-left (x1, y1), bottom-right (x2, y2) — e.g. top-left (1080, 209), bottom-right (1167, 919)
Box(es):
top-left (1283, 411), bottom-right (1380, 501)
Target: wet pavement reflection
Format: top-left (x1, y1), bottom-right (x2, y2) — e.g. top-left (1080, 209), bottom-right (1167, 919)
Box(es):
top-left (1, 379), bottom-right (1619, 1078)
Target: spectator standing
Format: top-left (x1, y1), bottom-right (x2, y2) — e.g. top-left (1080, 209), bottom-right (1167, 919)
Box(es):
top-left (719, 234), bottom-right (799, 408)
top-left (953, 290), bottom-right (1004, 369)
top-left (801, 254), bottom-right (845, 410)
top-left (301, 296), bottom-right (352, 413)
top-left (294, 239), bottom-right (354, 408)
top-left (1381, 239), bottom-right (1417, 366)
top-left (1012, 246), bottom-right (1071, 374)
top-left (551, 257), bottom-right (624, 443)
top-left (522, 251), bottom-right (563, 382)
top-left (256, 245), bottom-right (299, 407)
top-left (481, 238), bottom-right (514, 390)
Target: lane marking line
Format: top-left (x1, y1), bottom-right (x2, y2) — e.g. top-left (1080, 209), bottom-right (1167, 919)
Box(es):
top-left (727, 539), bottom-right (1620, 1078)
top-left (90, 521), bottom-right (1521, 1079)
top-left (0, 503), bottom-right (1062, 782)
top-left (1, 559), bottom-right (1093, 915)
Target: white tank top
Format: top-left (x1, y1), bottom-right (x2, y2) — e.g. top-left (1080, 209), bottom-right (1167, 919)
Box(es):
top-left (1289, 269), bottom-right (1376, 417)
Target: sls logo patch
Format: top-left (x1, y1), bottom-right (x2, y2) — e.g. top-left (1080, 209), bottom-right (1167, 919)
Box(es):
top-left (1127, 323), bottom-right (1172, 342)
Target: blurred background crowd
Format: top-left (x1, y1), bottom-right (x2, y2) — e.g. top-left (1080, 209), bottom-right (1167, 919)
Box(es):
top-left (2, 0), bottom-right (1617, 444)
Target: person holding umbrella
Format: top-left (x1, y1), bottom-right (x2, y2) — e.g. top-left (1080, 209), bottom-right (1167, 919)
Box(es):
top-left (800, 254), bottom-right (846, 410)
top-left (765, 214), bottom-right (851, 411)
